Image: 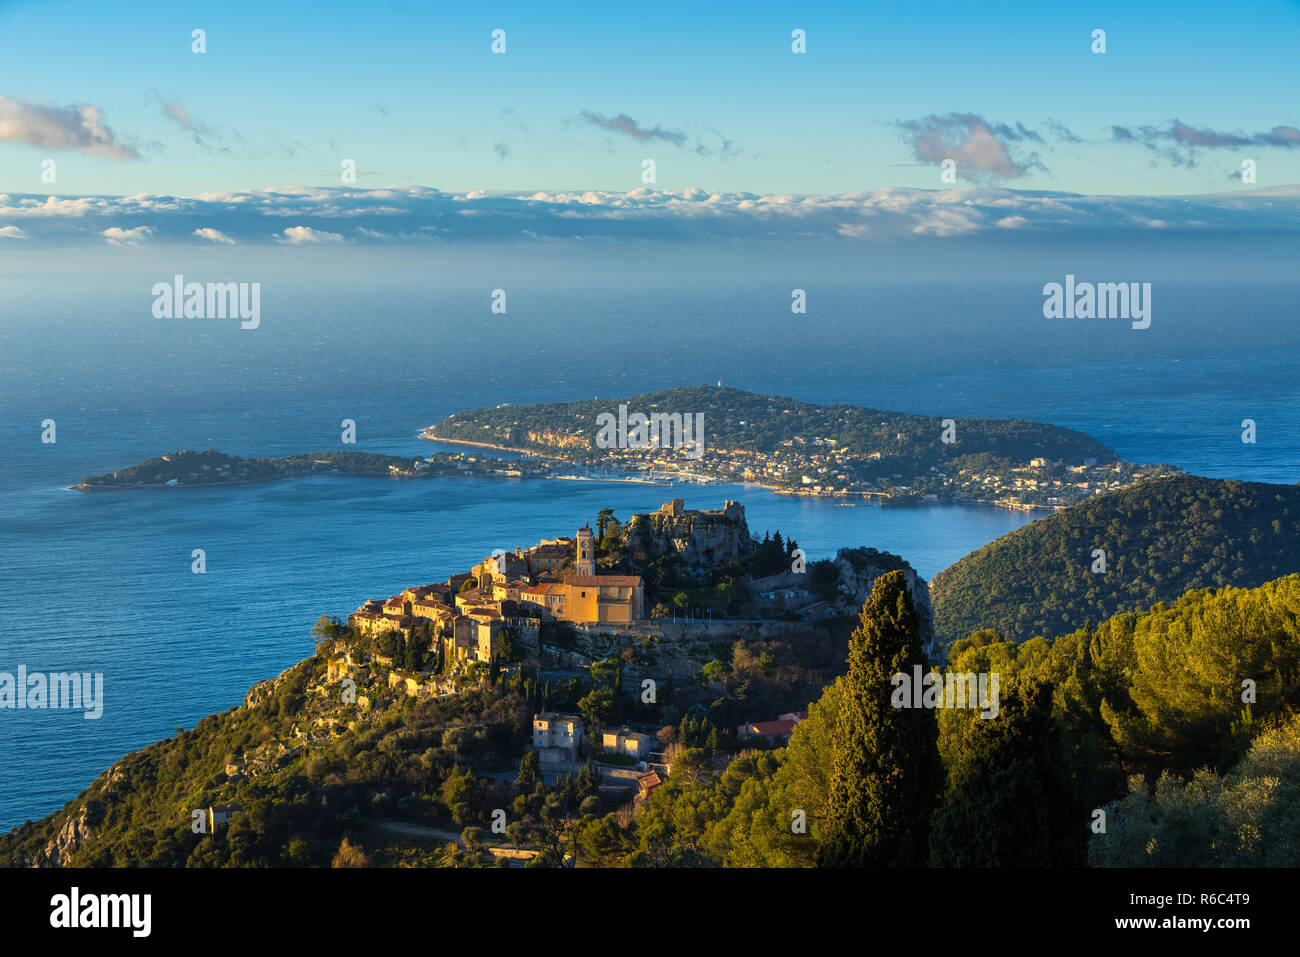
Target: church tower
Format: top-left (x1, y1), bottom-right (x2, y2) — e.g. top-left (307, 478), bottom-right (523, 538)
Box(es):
top-left (575, 524), bottom-right (595, 576)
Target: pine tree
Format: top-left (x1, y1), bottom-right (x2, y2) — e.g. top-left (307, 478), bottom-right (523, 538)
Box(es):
top-left (930, 675), bottom-right (1087, 866)
top-left (817, 570), bottom-right (940, 867)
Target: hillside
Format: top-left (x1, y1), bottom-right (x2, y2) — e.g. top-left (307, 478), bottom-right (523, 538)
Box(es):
top-left (427, 386), bottom-right (1118, 464)
top-left (0, 645), bottom-right (539, 868)
top-left (930, 475), bottom-right (1300, 645)
top-left (7, 571), bottom-right (1299, 868)
top-left (944, 574), bottom-right (1300, 864)
top-left (423, 385), bottom-right (1163, 508)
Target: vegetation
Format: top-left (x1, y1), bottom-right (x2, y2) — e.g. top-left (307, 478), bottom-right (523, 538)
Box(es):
top-left (931, 475), bottom-right (1300, 645)
top-left (818, 571), bottom-right (940, 866)
top-left (929, 675), bottom-right (1086, 866)
top-left (565, 573), bottom-right (1300, 867)
top-left (77, 449), bottom-right (427, 488)
top-left (6, 562), bottom-right (1299, 869)
top-left (1090, 715), bottom-right (1300, 867)
top-left (427, 385), bottom-right (1117, 468)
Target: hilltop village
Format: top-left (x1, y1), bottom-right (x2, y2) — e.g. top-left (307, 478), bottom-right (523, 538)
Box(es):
top-left (344, 497), bottom-right (927, 674)
top-left (347, 519), bottom-right (646, 670)
top-left (325, 497), bottom-right (927, 800)
top-left (335, 494), bottom-right (920, 748)
top-left (6, 494), bottom-right (932, 868)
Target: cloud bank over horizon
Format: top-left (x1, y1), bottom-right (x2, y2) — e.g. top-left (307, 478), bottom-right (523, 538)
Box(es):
top-left (2, 184), bottom-right (1299, 248)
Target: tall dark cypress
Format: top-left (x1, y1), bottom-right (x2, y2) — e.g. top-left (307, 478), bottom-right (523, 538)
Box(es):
top-left (929, 675), bottom-right (1087, 866)
top-left (818, 570), bottom-right (940, 867)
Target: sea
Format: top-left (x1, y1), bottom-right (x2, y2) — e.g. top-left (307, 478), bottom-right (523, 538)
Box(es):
top-left (1, 271), bottom-right (1296, 831)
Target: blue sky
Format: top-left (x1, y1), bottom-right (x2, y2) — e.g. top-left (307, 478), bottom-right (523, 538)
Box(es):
top-left (1, 0), bottom-right (1299, 249)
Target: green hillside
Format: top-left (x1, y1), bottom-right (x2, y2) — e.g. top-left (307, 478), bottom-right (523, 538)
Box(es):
top-left (931, 475), bottom-right (1300, 645)
top-left (428, 384), bottom-right (1118, 466)
top-left (7, 573), bottom-right (1300, 868)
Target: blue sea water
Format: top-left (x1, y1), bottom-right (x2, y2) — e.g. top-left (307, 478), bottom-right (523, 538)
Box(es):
top-left (1, 271), bottom-right (1296, 831)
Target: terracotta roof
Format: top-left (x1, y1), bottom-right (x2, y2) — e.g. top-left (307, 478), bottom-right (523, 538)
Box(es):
top-left (522, 582), bottom-right (564, 596)
top-left (526, 544), bottom-right (569, 556)
top-left (404, 585), bottom-right (437, 599)
top-left (564, 575), bottom-right (642, 587)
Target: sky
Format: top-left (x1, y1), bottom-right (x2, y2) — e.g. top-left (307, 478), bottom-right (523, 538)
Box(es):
top-left (1, 0), bottom-right (1298, 252)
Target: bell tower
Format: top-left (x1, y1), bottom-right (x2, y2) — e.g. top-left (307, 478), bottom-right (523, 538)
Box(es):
top-left (576, 524), bottom-right (595, 576)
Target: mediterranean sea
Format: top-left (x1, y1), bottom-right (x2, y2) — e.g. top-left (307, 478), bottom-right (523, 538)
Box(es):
top-left (2, 272), bottom-right (1295, 829)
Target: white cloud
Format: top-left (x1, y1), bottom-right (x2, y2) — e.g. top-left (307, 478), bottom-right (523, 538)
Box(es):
top-left (279, 225), bottom-right (346, 244)
top-left (193, 227), bottom-right (235, 244)
top-left (0, 184), bottom-right (1294, 247)
top-left (101, 225), bottom-right (153, 245)
top-left (0, 225), bottom-right (27, 239)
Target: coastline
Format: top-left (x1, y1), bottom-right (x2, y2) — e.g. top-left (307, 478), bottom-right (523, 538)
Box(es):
top-left (69, 472), bottom-right (426, 492)
top-left (72, 431), bottom-right (1069, 511)
top-left (418, 432), bottom-right (538, 456)
top-left (421, 431), bottom-right (1060, 513)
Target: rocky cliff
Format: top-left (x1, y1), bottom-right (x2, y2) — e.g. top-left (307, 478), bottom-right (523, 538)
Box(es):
top-left (624, 499), bottom-right (754, 568)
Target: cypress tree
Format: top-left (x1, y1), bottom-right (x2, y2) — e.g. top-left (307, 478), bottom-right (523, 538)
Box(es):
top-left (817, 570), bottom-right (940, 867)
top-left (517, 750), bottom-right (541, 793)
top-left (929, 675), bottom-right (1087, 866)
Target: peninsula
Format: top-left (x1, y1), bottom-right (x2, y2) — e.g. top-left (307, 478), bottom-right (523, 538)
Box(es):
top-left (422, 385), bottom-right (1179, 510)
top-left (75, 386), bottom-right (1179, 508)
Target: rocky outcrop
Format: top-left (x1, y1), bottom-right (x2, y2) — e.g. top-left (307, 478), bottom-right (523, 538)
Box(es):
top-left (832, 548), bottom-right (930, 613)
top-left (38, 800), bottom-right (105, 867)
top-left (625, 499), bottom-right (754, 568)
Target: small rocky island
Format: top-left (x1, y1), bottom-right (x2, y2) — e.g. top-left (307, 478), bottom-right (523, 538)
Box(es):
top-left (73, 449), bottom-right (532, 490)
